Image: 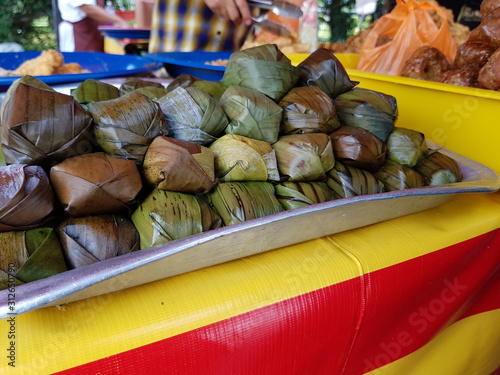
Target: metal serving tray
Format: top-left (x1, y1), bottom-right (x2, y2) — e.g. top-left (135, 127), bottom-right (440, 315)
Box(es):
top-left (0, 143), bottom-right (498, 318)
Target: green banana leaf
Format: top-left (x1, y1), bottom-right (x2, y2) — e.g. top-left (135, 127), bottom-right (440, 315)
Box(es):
top-left (275, 181), bottom-right (334, 210)
top-left (221, 44), bottom-right (301, 101)
top-left (386, 127), bottom-right (428, 167)
top-left (221, 85), bottom-right (282, 144)
top-left (415, 150), bottom-right (463, 186)
top-left (326, 161), bottom-right (385, 199)
top-left (207, 181), bottom-right (283, 226)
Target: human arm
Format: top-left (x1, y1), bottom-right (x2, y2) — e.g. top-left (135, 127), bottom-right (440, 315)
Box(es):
top-left (203, 0), bottom-right (253, 26)
top-left (79, 4), bottom-right (131, 27)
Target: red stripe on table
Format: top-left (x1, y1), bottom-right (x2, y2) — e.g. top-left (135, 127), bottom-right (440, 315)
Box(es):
top-left (56, 229), bottom-right (500, 375)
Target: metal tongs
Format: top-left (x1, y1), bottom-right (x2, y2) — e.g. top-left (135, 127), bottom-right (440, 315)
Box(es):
top-left (248, 0), bottom-right (304, 19)
top-left (248, 0), bottom-right (303, 37)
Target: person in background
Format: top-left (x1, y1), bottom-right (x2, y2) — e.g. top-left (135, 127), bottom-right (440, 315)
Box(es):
top-left (58, 0), bottom-right (130, 52)
top-left (148, 0), bottom-right (254, 52)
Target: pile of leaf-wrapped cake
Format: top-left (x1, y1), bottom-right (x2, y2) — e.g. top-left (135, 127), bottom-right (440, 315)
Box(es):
top-left (0, 45), bottom-right (463, 289)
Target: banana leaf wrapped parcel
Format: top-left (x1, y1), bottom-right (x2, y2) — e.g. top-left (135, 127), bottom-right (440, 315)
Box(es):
top-left (0, 75), bottom-right (94, 168)
top-left (221, 44), bottom-right (301, 101)
top-left (88, 91), bottom-right (168, 165)
top-left (0, 228), bottom-right (67, 289)
top-left (415, 150), bottom-right (463, 186)
top-left (296, 47), bottom-right (358, 99)
top-left (221, 85), bottom-right (282, 144)
top-left (334, 87), bottom-right (398, 142)
top-left (0, 164), bottom-right (54, 232)
top-left (329, 125), bottom-right (387, 172)
top-left (119, 77), bottom-right (170, 100)
top-left (209, 134), bottom-right (280, 182)
top-left (158, 86), bottom-right (228, 145)
top-left (326, 161), bottom-right (385, 199)
top-left (50, 152), bottom-right (143, 217)
top-left (207, 181), bottom-right (283, 226)
top-left (279, 86), bottom-right (341, 135)
top-left (275, 181), bottom-right (334, 210)
top-left (386, 127), bottom-right (428, 167)
top-left (71, 79), bottom-right (122, 107)
top-left (142, 136), bottom-right (216, 193)
top-left (374, 160), bottom-right (425, 191)
top-left (57, 215), bottom-right (140, 269)
top-left (272, 133), bottom-right (335, 181)
top-left (132, 190), bottom-right (222, 249)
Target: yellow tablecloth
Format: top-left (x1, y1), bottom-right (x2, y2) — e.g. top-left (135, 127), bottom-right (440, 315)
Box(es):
top-left (1, 192), bottom-right (499, 374)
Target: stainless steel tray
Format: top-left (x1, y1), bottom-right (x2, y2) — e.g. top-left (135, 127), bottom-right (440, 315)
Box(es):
top-left (0, 143), bottom-right (498, 318)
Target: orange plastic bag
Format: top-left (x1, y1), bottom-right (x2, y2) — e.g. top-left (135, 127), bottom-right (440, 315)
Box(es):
top-left (356, 0), bottom-right (457, 75)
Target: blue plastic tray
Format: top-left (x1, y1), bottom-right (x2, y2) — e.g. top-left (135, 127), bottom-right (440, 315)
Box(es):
top-left (0, 51), bottom-right (163, 91)
top-left (146, 51), bottom-right (232, 81)
top-left (98, 26), bottom-right (151, 40)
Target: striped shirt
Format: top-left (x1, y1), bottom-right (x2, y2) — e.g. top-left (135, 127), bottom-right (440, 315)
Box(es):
top-left (148, 0), bottom-right (251, 52)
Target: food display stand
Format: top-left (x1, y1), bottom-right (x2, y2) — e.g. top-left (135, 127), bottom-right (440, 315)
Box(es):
top-left (0, 51), bottom-right (499, 374)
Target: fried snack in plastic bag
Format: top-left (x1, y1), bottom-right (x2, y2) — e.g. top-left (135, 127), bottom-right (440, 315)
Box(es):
top-left (356, 0), bottom-right (457, 76)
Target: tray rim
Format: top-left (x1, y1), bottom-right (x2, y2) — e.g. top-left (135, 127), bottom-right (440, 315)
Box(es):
top-left (0, 142), bottom-right (498, 318)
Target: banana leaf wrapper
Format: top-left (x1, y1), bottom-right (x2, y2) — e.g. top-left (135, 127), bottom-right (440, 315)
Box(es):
top-left (167, 74), bottom-right (227, 100)
top-left (386, 127), bottom-right (428, 167)
top-left (221, 44), bottom-right (301, 101)
top-left (221, 85), bottom-right (282, 144)
top-left (0, 164), bottom-right (55, 232)
top-left (50, 152), bottom-right (143, 217)
top-left (209, 134), bottom-right (280, 182)
top-left (0, 228), bottom-right (67, 289)
top-left (131, 190), bottom-right (222, 249)
top-left (120, 77), bottom-right (166, 93)
top-left (71, 79), bottom-right (122, 106)
top-left (329, 125), bottom-right (387, 172)
top-left (157, 86), bottom-right (228, 146)
top-left (207, 181), bottom-right (283, 226)
top-left (279, 86), bottom-right (341, 135)
top-left (0, 76), bottom-right (95, 168)
top-left (275, 181), bottom-right (334, 210)
top-left (143, 136), bottom-right (216, 194)
top-left (296, 48), bottom-right (358, 99)
top-left (415, 150), bottom-right (463, 186)
top-left (374, 160), bottom-right (425, 191)
top-left (57, 215), bottom-right (140, 269)
top-left (167, 74), bottom-right (203, 90)
top-left (326, 161), bottom-right (385, 199)
top-left (334, 87), bottom-right (398, 142)
top-left (88, 91), bottom-right (168, 165)
top-left (272, 133), bottom-right (335, 181)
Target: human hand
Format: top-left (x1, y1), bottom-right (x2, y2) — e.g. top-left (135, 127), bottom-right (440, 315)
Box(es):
top-left (204, 0), bottom-right (253, 26)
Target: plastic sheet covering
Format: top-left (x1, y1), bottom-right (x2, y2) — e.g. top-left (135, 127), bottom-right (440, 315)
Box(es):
top-left (0, 192), bottom-right (499, 375)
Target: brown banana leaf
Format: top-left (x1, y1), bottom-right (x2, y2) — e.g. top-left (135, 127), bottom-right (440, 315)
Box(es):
top-left (415, 150), bottom-right (463, 186)
top-left (131, 190), bottom-right (222, 249)
top-left (157, 86), bottom-right (228, 145)
top-left (0, 164), bottom-right (54, 232)
top-left (57, 215), bottom-right (140, 269)
top-left (296, 48), bottom-right (358, 99)
top-left (50, 152), bottom-right (143, 216)
top-left (0, 228), bottom-right (67, 289)
top-left (0, 75), bottom-right (95, 168)
top-left (142, 136), bottom-right (216, 194)
top-left (209, 134), bottom-right (280, 182)
top-left (88, 91), bottom-right (169, 165)
top-left (279, 85), bottom-right (341, 135)
top-left (374, 160), bottom-right (425, 191)
top-left (221, 85), bottom-right (283, 144)
top-left (221, 44), bottom-right (301, 101)
top-left (272, 133), bottom-right (335, 181)
top-left (326, 161), bottom-right (385, 199)
top-left (329, 125), bottom-right (387, 172)
top-left (275, 181), bottom-right (334, 210)
top-left (167, 74), bottom-right (203, 90)
top-left (207, 181), bottom-right (283, 226)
